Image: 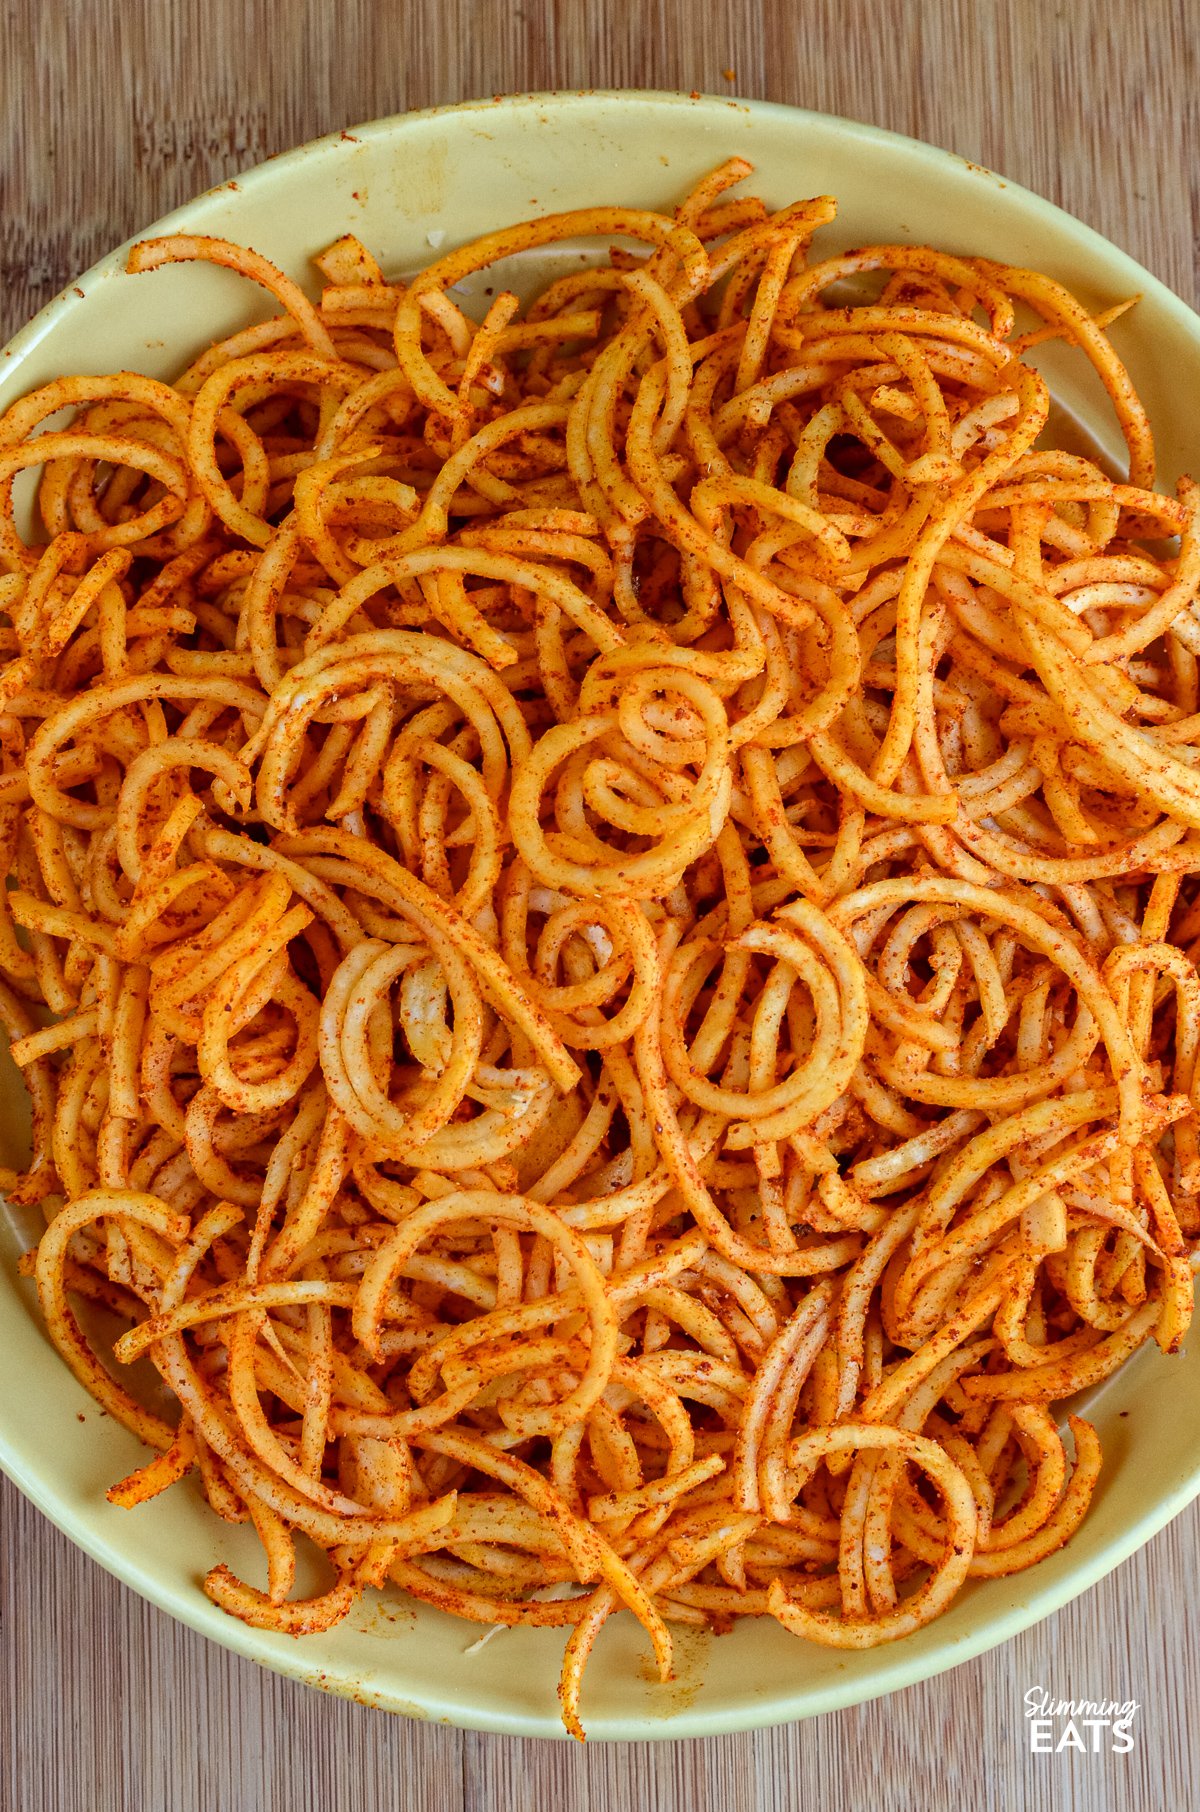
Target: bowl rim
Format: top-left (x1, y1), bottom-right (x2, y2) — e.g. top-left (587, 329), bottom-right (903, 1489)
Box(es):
top-left (10, 87), bottom-right (1200, 373)
top-left (4, 85), bottom-right (1200, 1741)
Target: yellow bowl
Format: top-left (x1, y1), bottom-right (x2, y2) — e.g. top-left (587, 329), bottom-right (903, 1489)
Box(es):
top-left (4, 90), bottom-right (1200, 1739)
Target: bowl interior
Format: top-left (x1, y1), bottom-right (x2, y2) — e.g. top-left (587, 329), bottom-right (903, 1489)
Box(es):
top-left (3, 91), bottom-right (1200, 1739)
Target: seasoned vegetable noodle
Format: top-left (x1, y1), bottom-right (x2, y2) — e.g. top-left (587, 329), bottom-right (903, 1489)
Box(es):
top-left (2, 157), bottom-right (1199, 1736)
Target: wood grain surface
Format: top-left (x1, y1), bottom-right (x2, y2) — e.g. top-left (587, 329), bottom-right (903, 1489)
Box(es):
top-left (3, 3), bottom-right (1200, 1808)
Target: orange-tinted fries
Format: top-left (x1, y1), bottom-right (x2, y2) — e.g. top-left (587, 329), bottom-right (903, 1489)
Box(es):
top-left (2, 162), bottom-right (1198, 1736)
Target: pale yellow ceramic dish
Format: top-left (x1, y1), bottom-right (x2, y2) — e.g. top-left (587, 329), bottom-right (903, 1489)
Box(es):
top-left (3, 91), bottom-right (1200, 1740)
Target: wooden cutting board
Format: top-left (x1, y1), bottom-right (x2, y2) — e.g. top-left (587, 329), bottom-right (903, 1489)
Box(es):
top-left (3, 3), bottom-right (1198, 1807)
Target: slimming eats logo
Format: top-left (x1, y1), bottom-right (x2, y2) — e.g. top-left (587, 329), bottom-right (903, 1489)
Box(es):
top-left (1024, 1686), bottom-right (1139, 1754)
